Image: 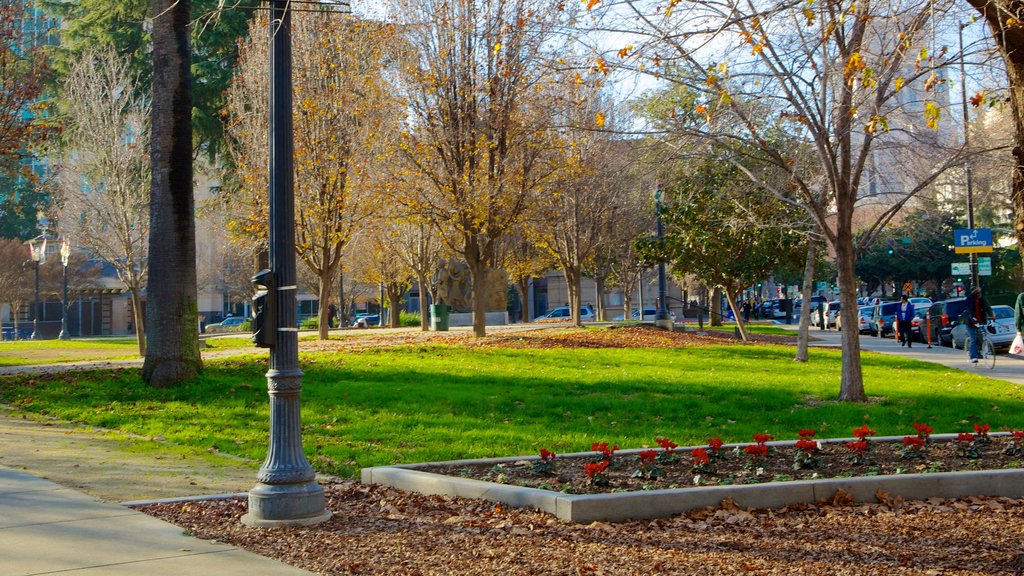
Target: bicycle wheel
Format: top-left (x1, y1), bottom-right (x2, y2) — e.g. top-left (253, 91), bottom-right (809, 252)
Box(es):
top-left (982, 339), bottom-right (996, 370)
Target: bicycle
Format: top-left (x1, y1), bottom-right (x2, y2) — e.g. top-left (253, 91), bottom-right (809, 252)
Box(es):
top-left (965, 323), bottom-right (996, 370)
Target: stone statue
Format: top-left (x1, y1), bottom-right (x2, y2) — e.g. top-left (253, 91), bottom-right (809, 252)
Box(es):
top-left (432, 259), bottom-right (508, 313)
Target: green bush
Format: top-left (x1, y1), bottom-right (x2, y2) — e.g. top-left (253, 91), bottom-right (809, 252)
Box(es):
top-left (400, 311), bottom-right (421, 327)
top-left (300, 317), bottom-right (318, 329)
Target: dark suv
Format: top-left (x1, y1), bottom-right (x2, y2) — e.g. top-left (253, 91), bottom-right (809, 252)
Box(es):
top-left (871, 301), bottom-right (901, 337)
top-left (926, 298), bottom-right (969, 347)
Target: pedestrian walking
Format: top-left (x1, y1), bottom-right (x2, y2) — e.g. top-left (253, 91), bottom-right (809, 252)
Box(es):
top-left (896, 294), bottom-right (915, 348)
top-left (742, 300), bottom-right (751, 323)
top-left (817, 299), bottom-right (826, 331)
top-left (327, 303), bottom-right (337, 329)
top-left (1012, 291), bottom-right (1024, 355)
top-left (965, 286), bottom-right (993, 363)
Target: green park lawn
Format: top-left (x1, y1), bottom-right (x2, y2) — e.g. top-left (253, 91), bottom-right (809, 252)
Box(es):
top-left (702, 324), bottom-right (797, 336)
top-left (0, 338), bottom-right (140, 365)
top-left (1, 338), bottom-right (1021, 478)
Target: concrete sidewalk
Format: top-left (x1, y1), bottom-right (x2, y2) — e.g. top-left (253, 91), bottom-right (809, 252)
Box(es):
top-left (0, 466), bottom-right (313, 576)
top-left (792, 324), bottom-right (1024, 386)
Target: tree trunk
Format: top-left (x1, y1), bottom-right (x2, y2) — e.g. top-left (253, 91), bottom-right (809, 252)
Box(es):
top-left (142, 0), bottom-right (201, 387)
top-left (130, 287), bottom-right (147, 356)
top-left (516, 277), bottom-right (530, 323)
top-left (724, 287), bottom-right (748, 342)
top-left (595, 278), bottom-right (606, 321)
top-left (564, 267), bottom-right (581, 327)
top-left (317, 270), bottom-right (333, 339)
top-left (417, 272), bottom-right (429, 331)
top-left (710, 286), bottom-right (723, 326)
top-left (623, 291), bottom-right (633, 323)
top-left (388, 289), bottom-right (402, 328)
top-left (794, 241), bottom-right (817, 362)
top-left (468, 258), bottom-right (488, 337)
top-left (835, 235), bottom-right (867, 402)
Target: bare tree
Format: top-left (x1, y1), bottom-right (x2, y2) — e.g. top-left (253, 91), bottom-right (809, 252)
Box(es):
top-left (390, 216), bottom-right (443, 331)
top-left (600, 0), bottom-right (974, 401)
top-left (0, 238), bottom-right (33, 335)
top-left (392, 0), bottom-right (571, 337)
top-left (496, 231), bottom-right (551, 323)
top-left (56, 48), bottom-right (150, 355)
top-left (225, 11), bottom-right (402, 339)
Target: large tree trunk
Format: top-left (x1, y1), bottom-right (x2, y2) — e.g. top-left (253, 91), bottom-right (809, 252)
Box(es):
top-left (795, 241), bottom-right (817, 362)
top-left (710, 286), bottom-right (723, 326)
top-left (466, 255), bottom-right (488, 337)
top-left (130, 287), bottom-right (147, 356)
top-left (388, 288), bottom-right (402, 328)
top-left (724, 286), bottom-right (748, 342)
top-left (623, 291), bottom-right (633, 323)
top-left (142, 0), bottom-right (201, 387)
top-left (835, 234), bottom-right (867, 402)
top-left (516, 278), bottom-right (530, 323)
top-left (595, 278), bottom-right (606, 321)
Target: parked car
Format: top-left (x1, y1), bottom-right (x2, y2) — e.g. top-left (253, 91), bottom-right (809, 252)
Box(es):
top-left (950, 304), bottom-right (1015, 350)
top-left (759, 299), bottom-right (790, 320)
top-left (811, 301), bottom-right (841, 328)
top-left (836, 305), bottom-right (875, 335)
top-left (927, 298), bottom-right (969, 347)
top-left (871, 301), bottom-right (901, 337)
top-left (613, 307), bottom-right (677, 321)
top-left (352, 314), bottom-right (380, 328)
top-left (204, 315), bottom-right (247, 334)
top-left (538, 306), bottom-right (596, 322)
top-left (909, 297), bottom-right (932, 310)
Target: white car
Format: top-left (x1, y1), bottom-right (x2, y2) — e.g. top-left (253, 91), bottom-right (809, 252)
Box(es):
top-left (205, 316), bottom-right (247, 333)
top-left (950, 305), bottom-right (1016, 350)
top-left (537, 306), bottom-right (596, 322)
top-left (909, 297), bottom-right (932, 309)
top-left (613, 307), bottom-right (676, 321)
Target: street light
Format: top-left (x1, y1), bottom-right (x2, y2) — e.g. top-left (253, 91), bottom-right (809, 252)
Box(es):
top-left (59, 239), bottom-right (71, 340)
top-left (26, 212), bottom-right (50, 340)
top-left (653, 187), bottom-right (672, 330)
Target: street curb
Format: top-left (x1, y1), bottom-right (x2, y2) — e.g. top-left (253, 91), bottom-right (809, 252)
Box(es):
top-left (121, 492), bottom-right (248, 507)
top-left (362, 435), bottom-right (1024, 523)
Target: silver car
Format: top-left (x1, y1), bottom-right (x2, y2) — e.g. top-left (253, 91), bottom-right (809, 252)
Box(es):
top-left (836, 305), bottom-right (875, 334)
top-left (951, 305), bottom-right (1015, 350)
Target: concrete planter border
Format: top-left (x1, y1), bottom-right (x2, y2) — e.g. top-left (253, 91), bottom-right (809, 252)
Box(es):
top-left (361, 433), bottom-right (1024, 523)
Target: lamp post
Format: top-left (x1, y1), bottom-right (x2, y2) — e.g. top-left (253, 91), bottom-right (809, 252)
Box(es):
top-left (59, 239), bottom-right (70, 340)
top-left (654, 187), bottom-right (673, 330)
top-left (242, 0), bottom-right (330, 528)
top-left (959, 22), bottom-right (980, 290)
top-left (27, 213), bottom-right (50, 340)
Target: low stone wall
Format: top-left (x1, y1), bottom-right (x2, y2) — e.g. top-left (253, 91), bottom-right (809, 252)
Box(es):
top-left (447, 311), bottom-right (508, 327)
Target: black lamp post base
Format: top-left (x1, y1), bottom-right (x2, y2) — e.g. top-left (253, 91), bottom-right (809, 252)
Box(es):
top-left (241, 481), bottom-right (331, 528)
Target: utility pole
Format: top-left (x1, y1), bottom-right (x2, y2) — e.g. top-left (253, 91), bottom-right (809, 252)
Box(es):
top-left (960, 23), bottom-right (980, 290)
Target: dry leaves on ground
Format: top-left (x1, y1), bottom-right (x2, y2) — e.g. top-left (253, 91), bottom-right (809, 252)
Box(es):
top-left (138, 481), bottom-right (1024, 575)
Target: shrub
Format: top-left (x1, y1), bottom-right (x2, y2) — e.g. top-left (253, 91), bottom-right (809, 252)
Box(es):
top-left (400, 311), bottom-right (421, 327)
top-left (300, 317), bottom-right (318, 329)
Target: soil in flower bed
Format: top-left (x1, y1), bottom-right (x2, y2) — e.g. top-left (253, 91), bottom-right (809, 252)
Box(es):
top-left (421, 436), bottom-right (1024, 495)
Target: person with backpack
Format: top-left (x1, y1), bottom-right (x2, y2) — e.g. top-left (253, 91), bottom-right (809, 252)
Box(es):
top-left (964, 286), bottom-right (993, 364)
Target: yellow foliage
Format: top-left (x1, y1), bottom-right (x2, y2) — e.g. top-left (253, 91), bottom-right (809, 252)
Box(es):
top-left (924, 101), bottom-right (940, 130)
top-left (595, 111), bottom-right (606, 127)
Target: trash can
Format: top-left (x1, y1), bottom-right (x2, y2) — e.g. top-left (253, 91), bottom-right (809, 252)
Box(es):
top-left (430, 304), bottom-right (451, 331)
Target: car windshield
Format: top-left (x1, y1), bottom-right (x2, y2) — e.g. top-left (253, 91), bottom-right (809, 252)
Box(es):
top-left (992, 306), bottom-right (1014, 320)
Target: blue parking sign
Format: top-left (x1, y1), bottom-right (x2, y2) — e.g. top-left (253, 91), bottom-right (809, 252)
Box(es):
top-left (953, 228), bottom-right (993, 254)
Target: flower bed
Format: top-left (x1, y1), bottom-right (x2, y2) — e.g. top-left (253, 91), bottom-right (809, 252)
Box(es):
top-left (362, 426), bottom-right (1024, 523)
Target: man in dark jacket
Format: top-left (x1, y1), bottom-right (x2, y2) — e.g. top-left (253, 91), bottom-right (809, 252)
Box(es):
top-left (896, 295), bottom-right (915, 348)
top-left (965, 286), bottom-right (993, 363)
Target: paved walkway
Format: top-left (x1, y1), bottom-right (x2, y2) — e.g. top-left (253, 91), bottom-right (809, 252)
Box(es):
top-left (0, 466), bottom-right (313, 576)
top-left (792, 324), bottom-right (1024, 386)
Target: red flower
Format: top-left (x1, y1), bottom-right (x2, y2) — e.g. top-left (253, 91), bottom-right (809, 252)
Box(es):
top-left (795, 439), bottom-right (818, 454)
top-left (912, 423), bottom-right (933, 438)
top-left (852, 425), bottom-right (877, 440)
top-left (903, 436), bottom-right (924, 449)
top-left (638, 450), bottom-right (658, 465)
top-left (539, 448), bottom-right (556, 461)
top-left (753, 433), bottom-right (773, 445)
top-left (591, 442), bottom-right (618, 459)
top-left (1012, 429), bottom-right (1024, 440)
top-left (798, 429), bottom-right (816, 439)
top-left (584, 460), bottom-right (609, 478)
top-left (744, 444), bottom-right (768, 459)
top-left (846, 440), bottom-right (869, 455)
top-left (655, 437), bottom-right (678, 451)
top-left (957, 433), bottom-right (975, 443)
top-left (691, 448), bottom-right (710, 465)
top-left (707, 437), bottom-right (724, 452)
top-left (973, 423), bottom-right (990, 436)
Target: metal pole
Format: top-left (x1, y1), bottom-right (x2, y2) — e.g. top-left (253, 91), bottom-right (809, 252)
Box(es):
top-left (59, 263), bottom-right (69, 340)
top-left (960, 23), bottom-right (979, 290)
top-left (654, 188), bottom-right (672, 330)
top-left (243, 0), bottom-right (329, 528)
top-left (30, 260), bottom-right (39, 340)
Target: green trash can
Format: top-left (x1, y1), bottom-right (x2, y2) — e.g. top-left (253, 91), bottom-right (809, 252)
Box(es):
top-left (430, 304), bottom-right (451, 331)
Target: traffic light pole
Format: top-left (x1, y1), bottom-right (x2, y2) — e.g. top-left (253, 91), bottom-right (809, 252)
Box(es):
top-left (959, 23), bottom-right (980, 290)
top-left (242, 0), bottom-right (329, 528)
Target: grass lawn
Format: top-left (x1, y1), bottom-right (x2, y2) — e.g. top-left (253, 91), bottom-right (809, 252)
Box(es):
top-left (0, 338), bottom-right (140, 365)
top-left (2, 337), bottom-right (1022, 478)
top-left (702, 324), bottom-right (797, 336)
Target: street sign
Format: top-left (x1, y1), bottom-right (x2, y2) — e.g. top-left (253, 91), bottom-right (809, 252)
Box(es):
top-left (951, 262), bottom-right (972, 275)
top-left (954, 228), bottom-right (994, 254)
top-left (978, 257), bottom-right (992, 276)
top-left (816, 281), bottom-right (827, 293)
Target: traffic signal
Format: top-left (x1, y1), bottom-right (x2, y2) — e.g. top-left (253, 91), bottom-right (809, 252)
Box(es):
top-left (886, 239), bottom-right (895, 255)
